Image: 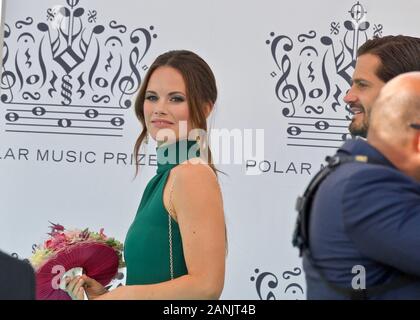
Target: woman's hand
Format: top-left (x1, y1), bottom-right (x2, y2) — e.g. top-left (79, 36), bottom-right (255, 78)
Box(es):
top-left (65, 275), bottom-right (108, 300)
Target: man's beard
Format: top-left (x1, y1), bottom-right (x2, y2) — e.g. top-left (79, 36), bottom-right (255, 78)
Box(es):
top-left (349, 120), bottom-right (368, 138)
top-left (348, 103), bottom-right (368, 138)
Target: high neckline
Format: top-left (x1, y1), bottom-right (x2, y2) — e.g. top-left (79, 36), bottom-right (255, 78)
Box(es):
top-left (156, 139), bottom-right (200, 174)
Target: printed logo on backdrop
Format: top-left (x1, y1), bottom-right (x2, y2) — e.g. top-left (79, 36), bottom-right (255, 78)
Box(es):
top-left (1, 0), bottom-right (157, 137)
top-left (266, 1), bottom-right (384, 149)
top-left (251, 267), bottom-right (304, 300)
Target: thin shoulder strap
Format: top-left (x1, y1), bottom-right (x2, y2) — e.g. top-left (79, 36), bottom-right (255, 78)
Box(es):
top-left (167, 172), bottom-right (177, 280)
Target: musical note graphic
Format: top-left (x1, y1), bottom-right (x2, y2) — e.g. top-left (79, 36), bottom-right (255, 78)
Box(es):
top-left (373, 24), bottom-right (383, 38)
top-left (286, 117), bottom-right (350, 148)
top-left (251, 267), bottom-right (305, 300)
top-left (87, 10), bottom-right (97, 23)
top-left (1, 0), bottom-right (157, 137)
top-left (5, 106), bottom-right (125, 137)
top-left (46, 9), bottom-right (55, 21)
top-left (330, 22), bottom-right (340, 35)
top-left (267, 1), bottom-right (381, 149)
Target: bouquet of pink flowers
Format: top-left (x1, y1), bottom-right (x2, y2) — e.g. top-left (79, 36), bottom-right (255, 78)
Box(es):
top-left (30, 222), bottom-right (125, 300)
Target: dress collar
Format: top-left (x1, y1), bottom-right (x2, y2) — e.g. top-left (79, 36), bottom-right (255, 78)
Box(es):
top-left (156, 139), bottom-right (200, 174)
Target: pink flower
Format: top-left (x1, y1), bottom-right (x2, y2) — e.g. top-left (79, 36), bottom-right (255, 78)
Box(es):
top-left (44, 233), bottom-right (67, 251)
top-left (48, 222), bottom-right (65, 233)
top-left (99, 228), bottom-right (107, 240)
top-left (79, 229), bottom-right (90, 240)
top-left (44, 239), bottom-right (53, 249)
top-left (65, 230), bottom-right (81, 242)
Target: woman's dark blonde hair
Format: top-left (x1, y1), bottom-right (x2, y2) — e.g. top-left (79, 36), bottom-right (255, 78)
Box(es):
top-left (133, 50), bottom-right (218, 175)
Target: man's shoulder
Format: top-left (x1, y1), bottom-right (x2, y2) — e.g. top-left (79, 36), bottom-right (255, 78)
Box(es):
top-left (326, 161), bottom-right (418, 219)
top-left (341, 163), bottom-right (419, 225)
top-left (0, 251), bottom-right (34, 280)
top-left (344, 162), bottom-right (415, 187)
top-left (0, 250), bottom-right (19, 266)
top-left (321, 159), bottom-right (397, 191)
top-left (0, 251), bottom-right (35, 300)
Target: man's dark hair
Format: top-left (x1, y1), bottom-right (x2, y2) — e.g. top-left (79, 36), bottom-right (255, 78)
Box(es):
top-left (357, 35), bottom-right (420, 82)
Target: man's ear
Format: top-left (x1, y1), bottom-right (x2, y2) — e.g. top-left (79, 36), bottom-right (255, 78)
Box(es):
top-left (416, 132), bottom-right (420, 153)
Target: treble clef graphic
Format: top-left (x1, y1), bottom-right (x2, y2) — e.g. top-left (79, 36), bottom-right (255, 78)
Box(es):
top-left (118, 28), bottom-right (153, 108)
top-left (1, 70), bottom-right (16, 103)
top-left (1, 24), bottom-right (16, 103)
top-left (270, 35), bottom-right (299, 117)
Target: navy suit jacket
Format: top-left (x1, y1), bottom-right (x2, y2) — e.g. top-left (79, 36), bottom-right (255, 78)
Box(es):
top-left (0, 250), bottom-right (35, 300)
top-left (303, 139), bottom-right (420, 299)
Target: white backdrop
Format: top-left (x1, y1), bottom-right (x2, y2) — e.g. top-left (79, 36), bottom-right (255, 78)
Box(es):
top-left (1, 0), bottom-right (419, 299)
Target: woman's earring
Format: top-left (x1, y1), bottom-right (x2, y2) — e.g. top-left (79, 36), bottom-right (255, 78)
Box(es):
top-left (144, 134), bottom-right (149, 144)
top-left (196, 134), bottom-right (207, 151)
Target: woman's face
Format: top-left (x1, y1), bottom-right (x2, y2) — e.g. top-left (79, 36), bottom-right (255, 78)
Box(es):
top-left (143, 66), bottom-right (192, 144)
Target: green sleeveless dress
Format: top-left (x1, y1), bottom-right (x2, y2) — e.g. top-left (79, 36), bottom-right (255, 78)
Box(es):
top-left (124, 139), bottom-right (200, 285)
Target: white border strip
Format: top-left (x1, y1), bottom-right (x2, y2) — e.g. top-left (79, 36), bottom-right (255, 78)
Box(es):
top-left (0, 0), bottom-right (5, 75)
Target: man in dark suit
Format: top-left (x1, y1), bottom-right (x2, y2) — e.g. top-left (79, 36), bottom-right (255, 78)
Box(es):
top-left (300, 72), bottom-right (420, 299)
top-left (0, 250), bottom-right (35, 300)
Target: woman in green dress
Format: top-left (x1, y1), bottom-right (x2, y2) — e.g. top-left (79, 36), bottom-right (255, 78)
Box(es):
top-left (66, 50), bottom-right (226, 299)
